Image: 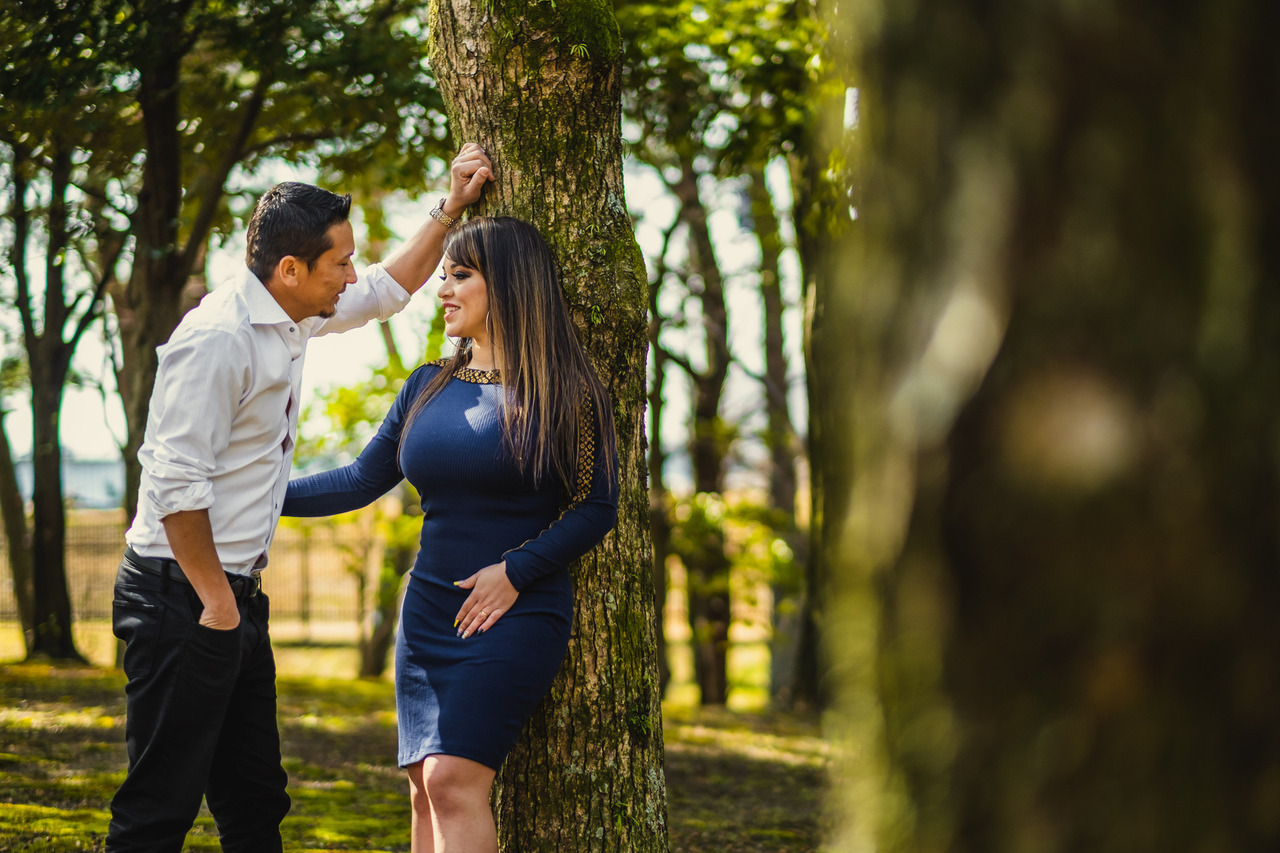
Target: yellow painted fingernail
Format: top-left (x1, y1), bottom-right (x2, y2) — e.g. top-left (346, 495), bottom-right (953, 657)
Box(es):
top-left (453, 619), bottom-right (459, 628)
top-left (453, 581), bottom-right (462, 586)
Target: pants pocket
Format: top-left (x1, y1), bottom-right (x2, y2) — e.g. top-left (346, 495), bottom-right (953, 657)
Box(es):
top-left (113, 588), bottom-right (162, 680)
top-left (179, 622), bottom-right (245, 695)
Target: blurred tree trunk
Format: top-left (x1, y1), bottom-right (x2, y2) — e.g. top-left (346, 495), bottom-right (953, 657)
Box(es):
top-left (358, 489), bottom-right (420, 678)
top-left (428, 1), bottom-right (668, 849)
top-left (745, 164), bottom-right (807, 707)
top-left (11, 142), bottom-right (96, 662)
top-left (823, 1), bottom-right (1280, 852)
top-left (114, 12), bottom-right (201, 525)
top-left (790, 132), bottom-right (841, 712)
top-left (671, 156), bottom-right (733, 706)
top-left (353, 197), bottom-right (420, 680)
top-left (0, 414), bottom-right (34, 652)
top-left (647, 225), bottom-right (679, 696)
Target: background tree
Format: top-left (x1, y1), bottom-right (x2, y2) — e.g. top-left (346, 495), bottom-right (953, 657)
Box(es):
top-left (0, 0), bottom-right (448, 658)
top-left (427, 0), bottom-right (667, 848)
top-left (0, 2), bottom-right (132, 659)
top-left (110, 0), bottom-right (450, 521)
top-left (619, 0), bottom-right (817, 707)
top-left (0, 360), bottom-right (34, 653)
top-left (646, 221), bottom-right (682, 694)
top-left (821, 0), bottom-right (1280, 851)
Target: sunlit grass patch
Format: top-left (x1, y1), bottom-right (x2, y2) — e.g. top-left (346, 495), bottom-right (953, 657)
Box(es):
top-left (285, 782), bottom-right (408, 851)
top-left (0, 802), bottom-right (110, 848)
top-left (663, 705), bottom-right (828, 852)
top-left (2, 658), bottom-right (826, 852)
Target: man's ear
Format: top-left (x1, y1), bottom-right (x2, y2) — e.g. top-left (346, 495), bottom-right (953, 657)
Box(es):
top-left (274, 254), bottom-right (302, 288)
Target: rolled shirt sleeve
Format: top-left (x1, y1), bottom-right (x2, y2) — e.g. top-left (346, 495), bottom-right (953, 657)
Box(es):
top-left (127, 262), bottom-right (420, 573)
top-left (140, 329), bottom-right (247, 519)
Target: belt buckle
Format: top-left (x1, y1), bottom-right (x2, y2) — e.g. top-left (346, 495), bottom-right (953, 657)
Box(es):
top-left (248, 569), bottom-right (263, 597)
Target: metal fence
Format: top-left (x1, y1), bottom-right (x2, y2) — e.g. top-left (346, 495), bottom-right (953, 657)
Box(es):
top-left (0, 510), bottom-right (371, 625)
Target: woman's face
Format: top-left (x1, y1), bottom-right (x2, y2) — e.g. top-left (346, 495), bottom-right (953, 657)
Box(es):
top-left (437, 255), bottom-right (491, 344)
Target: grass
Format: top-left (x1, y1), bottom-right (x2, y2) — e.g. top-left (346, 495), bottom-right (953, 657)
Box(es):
top-left (0, 659), bottom-right (826, 852)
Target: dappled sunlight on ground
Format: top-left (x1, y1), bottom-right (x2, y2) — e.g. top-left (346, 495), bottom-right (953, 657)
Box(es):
top-left (1, 659), bottom-right (827, 852)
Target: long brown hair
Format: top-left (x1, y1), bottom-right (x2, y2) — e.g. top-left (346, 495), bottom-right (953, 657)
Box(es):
top-left (401, 217), bottom-right (616, 495)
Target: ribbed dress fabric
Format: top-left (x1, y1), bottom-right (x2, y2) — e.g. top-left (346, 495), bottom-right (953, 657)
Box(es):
top-left (282, 360), bottom-right (617, 768)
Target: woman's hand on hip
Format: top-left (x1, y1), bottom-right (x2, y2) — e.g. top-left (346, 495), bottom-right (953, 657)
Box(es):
top-left (454, 562), bottom-right (518, 638)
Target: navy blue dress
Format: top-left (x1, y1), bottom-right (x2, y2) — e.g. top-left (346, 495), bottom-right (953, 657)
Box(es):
top-left (283, 361), bottom-right (618, 769)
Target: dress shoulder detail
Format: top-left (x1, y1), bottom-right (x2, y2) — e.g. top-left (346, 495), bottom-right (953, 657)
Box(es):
top-left (427, 357), bottom-right (502, 385)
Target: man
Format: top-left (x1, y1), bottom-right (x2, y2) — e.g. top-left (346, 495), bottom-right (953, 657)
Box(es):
top-left (106, 143), bottom-right (493, 852)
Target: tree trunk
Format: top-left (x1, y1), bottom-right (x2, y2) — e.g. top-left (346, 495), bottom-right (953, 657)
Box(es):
top-left (789, 79), bottom-right (845, 710)
top-left (648, 299), bottom-right (671, 697)
top-left (646, 219), bottom-right (683, 698)
top-left (114, 3), bottom-right (204, 523)
top-left (22, 145), bottom-right (84, 661)
top-left (428, 1), bottom-right (667, 849)
top-left (0, 415), bottom-right (35, 652)
top-left (27, 375), bottom-right (81, 661)
top-left (823, 1), bottom-right (1280, 851)
top-left (1, 143), bottom-right (37, 653)
top-left (358, 488), bottom-right (420, 679)
top-left (746, 164), bottom-right (807, 707)
top-left (670, 158), bottom-right (732, 706)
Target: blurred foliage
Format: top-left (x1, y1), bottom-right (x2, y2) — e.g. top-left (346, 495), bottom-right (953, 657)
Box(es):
top-left (0, 0), bottom-right (457, 657)
top-left (618, 0), bottom-right (818, 172)
top-left (819, 0), bottom-right (1280, 851)
top-left (0, 0), bottom-right (451, 256)
top-left (617, 0), bottom-right (824, 708)
top-left (670, 492), bottom-right (798, 606)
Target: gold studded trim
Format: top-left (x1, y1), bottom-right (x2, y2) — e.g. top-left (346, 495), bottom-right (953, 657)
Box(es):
top-left (430, 358), bottom-right (502, 384)
top-left (572, 390), bottom-right (596, 504)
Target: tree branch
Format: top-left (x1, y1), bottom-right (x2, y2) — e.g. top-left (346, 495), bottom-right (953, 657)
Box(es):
top-left (67, 238), bottom-right (123, 352)
top-left (178, 73), bottom-right (272, 280)
top-left (732, 359), bottom-right (800, 438)
top-left (8, 143), bottom-right (37, 351)
top-left (657, 343), bottom-right (700, 380)
top-left (243, 129), bottom-right (341, 158)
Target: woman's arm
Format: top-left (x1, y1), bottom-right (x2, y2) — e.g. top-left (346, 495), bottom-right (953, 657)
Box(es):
top-left (283, 365), bottom-right (434, 517)
top-left (453, 395), bottom-right (619, 637)
top-left (500, 400), bottom-right (620, 591)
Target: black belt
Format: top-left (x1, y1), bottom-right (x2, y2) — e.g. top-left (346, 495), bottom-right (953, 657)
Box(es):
top-left (124, 547), bottom-right (262, 599)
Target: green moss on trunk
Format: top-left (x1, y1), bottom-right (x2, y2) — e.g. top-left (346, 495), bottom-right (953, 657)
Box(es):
top-left (428, 1), bottom-right (667, 850)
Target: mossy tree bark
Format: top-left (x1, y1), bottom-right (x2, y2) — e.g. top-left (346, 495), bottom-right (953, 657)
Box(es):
top-left (428, 2), bottom-right (668, 850)
top-left (823, 0), bottom-right (1280, 851)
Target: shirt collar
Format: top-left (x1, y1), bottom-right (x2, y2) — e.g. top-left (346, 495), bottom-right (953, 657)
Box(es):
top-left (240, 266), bottom-right (295, 327)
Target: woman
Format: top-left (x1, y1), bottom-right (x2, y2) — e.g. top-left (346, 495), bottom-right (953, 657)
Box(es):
top-left (283, 216), bottom-right (619, 852)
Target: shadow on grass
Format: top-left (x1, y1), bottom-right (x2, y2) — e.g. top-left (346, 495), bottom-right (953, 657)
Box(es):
top-left (0, 663), bottom-right (826, 852)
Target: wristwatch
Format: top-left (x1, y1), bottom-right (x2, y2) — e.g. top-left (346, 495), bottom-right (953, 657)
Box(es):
top-left (430, 198), bottom-right (459, 229)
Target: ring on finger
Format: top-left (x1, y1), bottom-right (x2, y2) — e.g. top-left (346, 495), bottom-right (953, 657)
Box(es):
top-left (480, 610), bottom-right (489, 617)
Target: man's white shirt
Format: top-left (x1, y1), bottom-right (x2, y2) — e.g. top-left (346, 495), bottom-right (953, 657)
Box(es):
top-left (126, 264), bottom-right (410, 576)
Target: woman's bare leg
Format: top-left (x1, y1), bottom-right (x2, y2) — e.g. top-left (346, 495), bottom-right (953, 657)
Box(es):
top-left (407, 760), bottom-right (436, 853)
top-left (418, 754), bottom-right (497, 853)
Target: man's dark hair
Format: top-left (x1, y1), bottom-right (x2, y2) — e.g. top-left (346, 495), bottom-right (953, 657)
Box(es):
top-left (245, 182), bottom-right (353, 282)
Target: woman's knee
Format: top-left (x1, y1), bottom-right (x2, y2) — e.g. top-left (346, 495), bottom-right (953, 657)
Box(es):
top-left (406, 760), bottom-right (432, 816)
top-left (421, 755), bottom-right (493, 816)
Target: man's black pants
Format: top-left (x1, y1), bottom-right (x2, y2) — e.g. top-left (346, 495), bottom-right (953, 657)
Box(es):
top-left (105, 553), bottom-right (291, 852)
